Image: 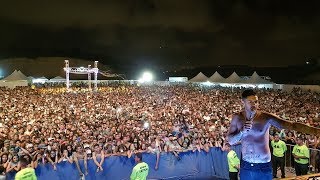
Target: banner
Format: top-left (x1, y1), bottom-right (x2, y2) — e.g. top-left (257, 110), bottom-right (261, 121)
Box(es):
top-left (7, 146), bottom-right (241, 180)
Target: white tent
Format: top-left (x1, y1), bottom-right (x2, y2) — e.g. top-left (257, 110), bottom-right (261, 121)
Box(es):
top-left (0, 70), bottom-right (28, 88)
top-left (50, 76), bottom-right (65, 82)
top-left (33, 76), bottom-right (49, 83)
top-left (189, 72), bottom-right (208, 82)
top-left (2, 70), bottom-right (28, 81)
top-left (208, 71), bottom-right (225, 83)
top-left (222, 72), bottom-right (243, 83)
top-left (244, 71), bottom-right (273, 84)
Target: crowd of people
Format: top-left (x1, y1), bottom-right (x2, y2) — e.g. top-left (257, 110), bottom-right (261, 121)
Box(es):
top-left (0, 84), bottom-right (319, 178)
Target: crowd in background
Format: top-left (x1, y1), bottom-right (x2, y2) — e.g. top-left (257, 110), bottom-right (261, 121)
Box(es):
top-left (0, 84), bottom-right (319, 177)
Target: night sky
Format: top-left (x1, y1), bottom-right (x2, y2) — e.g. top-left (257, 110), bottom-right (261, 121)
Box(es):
top-left (0, 0), bottom-right (320, 72)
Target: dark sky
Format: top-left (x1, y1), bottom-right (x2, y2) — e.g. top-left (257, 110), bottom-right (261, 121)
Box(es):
top-left (0, 0), bottom-right (320, 71)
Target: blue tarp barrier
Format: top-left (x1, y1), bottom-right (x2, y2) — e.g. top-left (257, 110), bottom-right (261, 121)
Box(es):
top-left (7, 146), bottom-right (241, 180)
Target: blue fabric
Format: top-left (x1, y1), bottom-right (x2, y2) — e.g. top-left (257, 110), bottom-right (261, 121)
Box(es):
top-left (7, 146), bottom-right (241, 180)
top-left (240, 160), bottom-right (273, 180)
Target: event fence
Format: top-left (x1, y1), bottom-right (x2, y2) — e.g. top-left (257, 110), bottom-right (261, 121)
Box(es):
top-left (6, 146), bottom-right (241, 180)
top-left (284, 144), bottom-right (320, 173)
top-left (6, 144), bottom-right (319, 180)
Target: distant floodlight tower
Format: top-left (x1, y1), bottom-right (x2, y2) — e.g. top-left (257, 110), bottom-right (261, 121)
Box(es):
top-left (93, 61), bottom-right (98, 91)
top-left (63, 60), bottom-right (99, 91)
top-left (64, 60), bottom-right (70, 90)
top-left (88, 65), bottom-right (92, 91)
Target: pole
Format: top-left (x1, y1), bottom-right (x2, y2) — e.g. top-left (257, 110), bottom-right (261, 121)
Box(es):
top-left (94, 61), bottom-right (98, 91)
top-left (88, 65), bottom-right (92, 91)
top-left (65, 60), bottom-right (70, 91)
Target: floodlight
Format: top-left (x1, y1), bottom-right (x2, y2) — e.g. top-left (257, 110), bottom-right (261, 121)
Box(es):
top-left (138, 71), bottom-right (153, 83)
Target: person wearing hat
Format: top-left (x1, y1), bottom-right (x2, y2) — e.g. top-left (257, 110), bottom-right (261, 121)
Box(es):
top-left (271, 133), bottom-right (287, 178)
top-left (292, 136), bottom-right (310, 176)
top-left (224, 143), bottom-right (240, 180)
top-left (130, 153), bottom-right (149, 180)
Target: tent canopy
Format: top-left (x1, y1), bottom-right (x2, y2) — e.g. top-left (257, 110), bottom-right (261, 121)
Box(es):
top-left (0, 70), bottom-right (28, 88)
top-left (244, 71), bottom-right (273, 84)
top-left (189, 72), bottom-right (208, 82)
top-left (37, 76), bottom-right (49, 80)
top-left (50, 76), bottom-right (65, 81)
top-left (50, 76), bottom-right (65, 80)
top-left (2, 70), bottom-right (28, 81)
top-left (208, 71), bottom-right (225, 83)
top-left (222, 72), bottom-right (243, 83)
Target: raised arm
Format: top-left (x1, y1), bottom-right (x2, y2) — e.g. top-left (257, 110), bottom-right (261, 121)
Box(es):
top-left (268, 113), bottom-right (320, 136)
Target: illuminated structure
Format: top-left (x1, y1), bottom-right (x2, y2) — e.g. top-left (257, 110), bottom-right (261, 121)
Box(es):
top-left (64, 60), bottom-right (98, 91)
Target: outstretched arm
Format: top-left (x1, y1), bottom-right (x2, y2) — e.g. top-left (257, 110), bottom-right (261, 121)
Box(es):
top-left (268, 113), bottom-right (320, 136)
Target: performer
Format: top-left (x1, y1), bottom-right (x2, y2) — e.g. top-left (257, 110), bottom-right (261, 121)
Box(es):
top-left (227, 89), bottom-right (320, 180)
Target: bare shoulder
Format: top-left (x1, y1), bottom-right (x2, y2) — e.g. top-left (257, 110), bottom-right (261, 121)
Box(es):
top-left (259, 111), bottom-right (280, 120)
top-left (230, 112), bottom-right (244, 126)
top-left (231, 112), bottom-right (242, 121)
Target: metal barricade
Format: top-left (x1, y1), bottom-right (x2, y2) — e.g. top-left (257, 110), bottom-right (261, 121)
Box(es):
top-left (284, 144), bottom-right (320, 175)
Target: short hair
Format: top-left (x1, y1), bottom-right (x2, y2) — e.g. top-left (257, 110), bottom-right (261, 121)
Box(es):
top-left (241, 89), bottom-right (256, 99)
top-left (19, 157), bottom-right (29, 167)
top-left (296, 136), bottom-right (302, 140)
top-left (135, 153), bottom-right (143, 161)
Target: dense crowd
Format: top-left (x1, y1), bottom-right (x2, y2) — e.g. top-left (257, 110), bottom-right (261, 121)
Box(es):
top-left (0, 85), bottom-right (319, 176)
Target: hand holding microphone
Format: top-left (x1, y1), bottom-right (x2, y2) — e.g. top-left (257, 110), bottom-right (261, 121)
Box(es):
top-left (243, 120), bottom-right (253, 132)
top-left (243, 111), bottom-right (255, 132)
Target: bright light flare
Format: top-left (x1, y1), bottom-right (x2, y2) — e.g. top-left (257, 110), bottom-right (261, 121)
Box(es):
top-left (138, 71), bottom-right (153, 83)
top-left (143, 122), bottom-right (150, 129)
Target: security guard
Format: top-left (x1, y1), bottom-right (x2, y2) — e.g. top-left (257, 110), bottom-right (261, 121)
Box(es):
top-left (271, 133), bottom-right (287, 178)
top-left (130, 153), bottom-right (149, 180)
top-left (292, 136), bottom-right (310, 176)
top-left (225, 143), bottom-right (240, 180)
top-left (15, 157), bottom-right (37, 180)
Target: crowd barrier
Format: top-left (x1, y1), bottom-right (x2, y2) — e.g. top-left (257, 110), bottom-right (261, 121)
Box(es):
top-left (284, 144), bottom-right (320, 172)
top-left (6, 145), bottom-right (241, 180)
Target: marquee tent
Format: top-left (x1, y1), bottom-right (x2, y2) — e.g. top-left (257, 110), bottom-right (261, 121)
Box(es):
top-left (189, 72), bottom-right (208, 82)
top-left (244, 71), bottom-right (273, 84)
top-left (50, 76), bottom-right (66, 82)
top-left (222, 72), bottom-right (243, 83)
top-left (208, 71), bottom-right (225, 83)
top-left (0, 70), bottom-right (28, 88)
